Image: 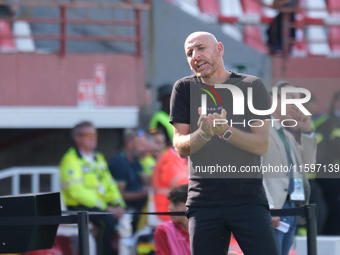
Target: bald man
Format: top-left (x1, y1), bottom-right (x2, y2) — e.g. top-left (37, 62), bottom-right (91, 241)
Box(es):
top-left (169, 32), bottom-right (279, 255)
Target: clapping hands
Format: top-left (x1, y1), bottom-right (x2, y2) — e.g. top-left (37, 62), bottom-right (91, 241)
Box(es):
top-left (198, 107), bottom-right (228, 138)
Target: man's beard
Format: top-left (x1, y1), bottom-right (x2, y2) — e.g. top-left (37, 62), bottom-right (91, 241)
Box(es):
top-left (197, 62), bottom-right (218, 78)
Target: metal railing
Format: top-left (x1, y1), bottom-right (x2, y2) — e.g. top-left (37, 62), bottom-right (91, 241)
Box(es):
top-left (0, 0), bottom-right (151, 56)
top-left (0, 166), bottom-right (60, 195)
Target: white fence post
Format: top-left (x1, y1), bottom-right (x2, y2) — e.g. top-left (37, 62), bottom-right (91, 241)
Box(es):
top-left (0, 167), bottom-right (60, 195)
top-left (32, 173), bottom-right (39, 194)
top-left (12, 174), bottom-right (20, 195)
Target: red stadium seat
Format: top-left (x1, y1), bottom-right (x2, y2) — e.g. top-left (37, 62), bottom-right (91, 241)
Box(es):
top-left (241, 0), bottom-right (267, 53)
top-left (326, 0), bottom-right (340, 11)
top-left (244, 25), bottom-right (267, 54)
top-left (197, 0), bottom-right (220, 16)
top-left (219, 0), bottom-right (244, 42)
top-left (305, 0), bottom-right (331, 55)
top-left (240, 0), bottom-right (261, 14)
top-left (327, 0), bottom-right (340, 53)
top-left (0, 20), bottom-right (16, 52)
top-left (328, 28), bottom-right (340, 54)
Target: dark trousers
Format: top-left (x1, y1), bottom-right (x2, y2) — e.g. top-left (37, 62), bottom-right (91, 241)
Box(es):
top-left (68, 206), bottom-right (118, 255)
top-left (266, 12), bottom-right (296, 53)
top-left (317, 178), bottom-right (340, 235)
top-left (309, 179), bottom-right (328, 234)
top-left (275, 201), bottom-right (296, 255)
top-left (186, 204), bottom-right (279, 255)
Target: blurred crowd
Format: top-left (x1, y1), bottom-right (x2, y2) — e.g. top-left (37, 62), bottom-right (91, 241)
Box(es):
top-left (303, 91), bottom-right (340, 236)
top-left (59, 85), bottom-right (193, 255)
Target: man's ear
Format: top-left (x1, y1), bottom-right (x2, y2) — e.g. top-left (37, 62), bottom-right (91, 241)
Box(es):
top-left (217, 42), bottom-right (224, 56)
top-left (74, 136), bottom-right (80, 145)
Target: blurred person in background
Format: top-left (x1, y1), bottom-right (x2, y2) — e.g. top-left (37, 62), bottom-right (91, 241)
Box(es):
top-left (149, 84), bottom-right (174, 146)
top-left (138, 130), bottom-right (167, 230)
top-left (60, 121), bottom-right (125, 255)
top-left (139, 83), bottom-right (154, 131)
top-left (317, 91), bottom-right (340, 235)
top-left (329, 91), bottom-right (340, 163)
top-left (154, 184), bottom-right (243, 255)
top-left (154, 184), bottom-right (190, 255)
top-left (266, 0), bottom-right (297, 54)
top-left (151, 129), bottom-right (167, 159)
top-left (144, 83), bottom-right (153, 108)
top-left (152, 128), bottom-right (189, 222)
top-left (303, 94), bottom-right (329, 234)
top-left (109, 128), bottom-right (149, 233)
top-left (0, 0), bottom-right (19, 18)
top-left (140, 131), bottom-right (166, 176)
top-left (262, 81), bottom-right (315, 255)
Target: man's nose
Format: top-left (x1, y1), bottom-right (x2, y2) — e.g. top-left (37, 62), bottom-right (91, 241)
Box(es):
top-left (192, 49), bottom-right (200, 60)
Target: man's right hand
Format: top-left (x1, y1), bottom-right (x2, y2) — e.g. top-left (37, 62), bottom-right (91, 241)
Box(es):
top-left (271, 216), bottom-right (280, 228)
top-left (198, 107), bottom-right (214, 138)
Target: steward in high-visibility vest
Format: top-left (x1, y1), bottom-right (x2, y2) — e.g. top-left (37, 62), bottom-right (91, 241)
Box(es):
top-left (308, 114), bottom-right (331, 180)
top-left (149, 110), bottom-right (173, 142)
top-left (60, 121), bottom-right (125, 255)
top-left (315, 92), bottom-right (340, 235)
top-left (149, 84), bottom-right (173, 146)
top-left (328, 91), bottom-right (340, 164)
top-left (60, 147), bottom-right (125, 209)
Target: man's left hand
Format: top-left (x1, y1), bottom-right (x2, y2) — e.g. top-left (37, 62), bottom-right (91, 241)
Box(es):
top-left (209, 109), bottom-right (228, 136)
top-left (292, 107), bottom-right (312, 132)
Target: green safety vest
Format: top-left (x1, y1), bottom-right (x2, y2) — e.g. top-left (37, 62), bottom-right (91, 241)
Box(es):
top-left (330, 127), bottom-right (340, 141)
top-left (307, 115), bottom-right (329, 179)
top-left (149, 110), bottom-right (173, 141)
top-left (59, 147), bottom-right (125, 210)
top-left (312, 115), bottom-right (329, 145)
top-left (313, 115), bottom-right (329, 129)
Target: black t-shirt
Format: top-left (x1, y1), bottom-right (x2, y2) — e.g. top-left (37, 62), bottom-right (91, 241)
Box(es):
top-left (169, 72), bottom-right (271, 206)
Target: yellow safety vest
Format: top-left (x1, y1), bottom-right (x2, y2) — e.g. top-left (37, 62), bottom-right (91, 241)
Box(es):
top-left (140, 155), bottom-right (156, 176)
top-left (59, 147), bottom-right (125, 210)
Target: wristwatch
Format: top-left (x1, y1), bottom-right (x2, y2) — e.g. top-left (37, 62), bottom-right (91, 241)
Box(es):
top-left (221, 125), bottom-right (233, 141)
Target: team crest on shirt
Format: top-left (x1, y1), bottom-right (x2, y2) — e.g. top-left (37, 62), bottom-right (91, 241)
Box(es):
top-left (207, 106), bottom-right (223, 112)
top-left (68, 170), bottom-right (74, 176)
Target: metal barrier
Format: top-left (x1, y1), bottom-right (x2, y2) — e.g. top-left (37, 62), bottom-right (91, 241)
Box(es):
top-left (271, 204), bottom-right (318, 255)
top-left (0, 209), bottom-right (90, 255)
top-left (0, 0), bottom-right (150, 56)
top-left (0, 205), bottom-right (318, 255)
top-left (0, 165), bottom-right (318, 255)
top-left (0, 166), bottom-right (59, 195)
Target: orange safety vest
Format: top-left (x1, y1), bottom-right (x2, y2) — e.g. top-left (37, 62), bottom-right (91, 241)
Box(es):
top-left (229, 234), bottom-right (244, 255)
top-left (152, 147), bottom-right (189, 222)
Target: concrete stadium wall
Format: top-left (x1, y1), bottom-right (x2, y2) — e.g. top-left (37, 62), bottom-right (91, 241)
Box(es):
top-left (0, 54), bottom-right (144, 106)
